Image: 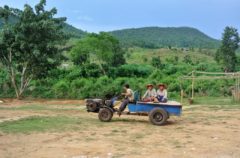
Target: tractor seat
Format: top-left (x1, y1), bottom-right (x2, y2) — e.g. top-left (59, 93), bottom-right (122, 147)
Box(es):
top-left (129, 91), bottom-right (140, 104)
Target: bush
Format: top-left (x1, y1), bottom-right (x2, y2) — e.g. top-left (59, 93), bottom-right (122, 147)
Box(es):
top-left (116, 64), bottom-right (153, 77)
top-left (151, 56), bottom-right (162, 68)
top-left (53, 80), bottom-right (70, 98)
top-left (0, 68), bottom-right (15, 97)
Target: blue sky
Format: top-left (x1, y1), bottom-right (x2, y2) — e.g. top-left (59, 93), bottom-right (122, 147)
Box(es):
top-left (0, 0), bottom-right (239, 39)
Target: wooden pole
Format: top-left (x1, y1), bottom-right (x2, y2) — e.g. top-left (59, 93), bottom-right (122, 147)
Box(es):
top-left (191, 71), bottom-right (194, 99)
top-left (234, 78), bottom-right (237, 101)
top-left (239, 75), bottom-right (240, 101)
top-left (238, 74), bottom-right (240, 101)
top-left (181, 89), bottom-right (184, 104)
top-left (237, 77), bottom-right (238, 101)
top-left (234, 74), bottom-right (240, 102)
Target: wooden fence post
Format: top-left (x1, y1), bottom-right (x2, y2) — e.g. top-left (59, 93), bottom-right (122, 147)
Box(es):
top-left (191, 71), bottom-right (195, 100)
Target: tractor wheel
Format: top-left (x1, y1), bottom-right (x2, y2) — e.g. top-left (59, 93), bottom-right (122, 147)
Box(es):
top-left (149, 108), bottom-right (168, 126)
top-left (98, 108), bottom-right (113, 122)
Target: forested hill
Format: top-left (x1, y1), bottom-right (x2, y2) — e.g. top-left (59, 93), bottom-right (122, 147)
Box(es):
top-left (62, 23), bottom-right (87, 38)
top-left (0, 17), bottom-right (87, 38)
top-left (110, 27), bottom-right (220, 48)
top-left (1, 17), bottom-right (220, 48)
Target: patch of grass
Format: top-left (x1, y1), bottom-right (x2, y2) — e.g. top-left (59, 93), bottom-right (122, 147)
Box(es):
top-left (112, 118), bottom-right (149, 124)
top-left (0, 104), bottom-right (85, 112)
top-left (175, 126), bottom-right (184, 130)
top-left (170, 139), bottom-right (183, 148)
top-left (111, 129), bottom-right (119, 133)
top-left (15, 105), bottom-right (52, 110)
top-left (0, 116), bottom-right (80, 133)
top-left (182, 97), bottom-right (240, 110)
top-left (126, 47), bottom-right (216, 65)
top-left (134, 133), bottom-right (145, 139)
top-left (84, 137), bottom-right (95, 142)
top-left (192, 97), bottom-right (240, 106)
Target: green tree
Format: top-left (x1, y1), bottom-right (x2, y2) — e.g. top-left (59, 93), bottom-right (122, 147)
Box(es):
top-left (151, 56), bottom-right (162, 69)
top-left (0, 0), bottom-right (66, 99)
top-left (183, 55), bottom-right (192, 64)
top-left (215, 26), bottom-right (240, 72)
top-left (70, 32), bottom-right (125, 74)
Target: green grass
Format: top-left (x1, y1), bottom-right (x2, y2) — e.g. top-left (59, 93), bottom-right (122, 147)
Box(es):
top-left (126, 47), bottom-right (217, 65)
top-left (193, 97), bottom-right (240, 106)
top-left (0, 116), bottom-right (81, 133)
top-left (0, 97), bottom-right (238, 134)
top-left (0, 104), bottom-right (85, 111)
top-left (182, 96), bottom-right (240, 109)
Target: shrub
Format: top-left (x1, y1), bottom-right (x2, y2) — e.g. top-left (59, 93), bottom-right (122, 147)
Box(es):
top-left (116, 64), bottom-right (153, 77)
top-left (53, 80), bottom-right (70, 98)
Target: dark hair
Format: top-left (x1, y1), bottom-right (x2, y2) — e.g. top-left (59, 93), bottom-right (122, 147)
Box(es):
top-left (124, 84), bottom-right (130, 88)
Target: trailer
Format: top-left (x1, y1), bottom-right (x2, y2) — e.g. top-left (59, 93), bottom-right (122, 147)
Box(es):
top-left (86, 98), bottom-right (182, 126)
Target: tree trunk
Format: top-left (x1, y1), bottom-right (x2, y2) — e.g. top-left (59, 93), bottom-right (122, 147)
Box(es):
top-left (98, 63), bottom-right (106, 76)
top-left (6, 49), bottom-right (31, 99)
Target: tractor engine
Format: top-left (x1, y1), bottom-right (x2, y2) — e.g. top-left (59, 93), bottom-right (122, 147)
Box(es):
top-left (86, 97), bottom-right (117, 112)
top-left (86, 99), bottom-right (104, 112)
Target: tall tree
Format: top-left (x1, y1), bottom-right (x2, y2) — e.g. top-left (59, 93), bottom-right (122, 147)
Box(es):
top-left (0, 0), bottom-right (67, 99)
top-left (215, 26), bottom-right (240, 72)
top-left (70, 32), bottom-right (125, 74)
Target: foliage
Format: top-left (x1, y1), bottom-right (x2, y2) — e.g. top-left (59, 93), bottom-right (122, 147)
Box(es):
top-left (151, 56), bottom-right (163, 68)
top-left (0, 0), bottom-right (67, 98)
top-left (1, 44), bottom-right (235, 100)
top-left (183, 55), bottom-right (193, 64)
top-left (0, 10), bottom-right (87, 39)
top-left (115, 64), bottom-right (153, 77)
top-left (215, 26), bottom-right (240, 72)
top-left (70, 32), bottom-right (126, 75)
top-left (0, 2), bottom-right (238, 101)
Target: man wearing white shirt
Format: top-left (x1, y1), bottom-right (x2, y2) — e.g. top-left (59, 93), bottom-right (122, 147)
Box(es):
top-left (142, 84), bottom-right (157, 102)
top-left (156, 83), bottom-right (168, 103)
top-left (118, 84), bottom-right (134, 116)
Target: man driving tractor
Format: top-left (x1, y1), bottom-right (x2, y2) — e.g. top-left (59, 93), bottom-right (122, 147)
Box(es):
top-left (118, 84), bottom-right (134, 116)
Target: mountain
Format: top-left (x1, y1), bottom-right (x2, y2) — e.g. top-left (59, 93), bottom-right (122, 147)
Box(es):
top-left (1, 17), bottom-right (220, 49)
top-left (62, 23), bottom-right (87, 38)
top-left (110, 27), bottom-right (220, 48)
top-left (0, 17), bottom-right (87, 38)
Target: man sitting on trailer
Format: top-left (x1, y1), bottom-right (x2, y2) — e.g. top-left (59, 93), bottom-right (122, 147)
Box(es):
top-left (155, 83), bottom-right (168, 103)
top-left (142, 84), bottom-right (157, 102)
top-left (118, 84), bottom-right (134, 116)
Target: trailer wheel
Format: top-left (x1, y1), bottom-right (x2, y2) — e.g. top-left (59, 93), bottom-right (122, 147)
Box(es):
top-left (149, 108), bottom-right (168, 126)
top-left (98, 108), bottom-right (113, 122)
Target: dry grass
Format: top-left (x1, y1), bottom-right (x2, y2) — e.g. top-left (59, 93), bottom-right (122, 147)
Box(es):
top-left (0, 99), bottom-right (240, 158)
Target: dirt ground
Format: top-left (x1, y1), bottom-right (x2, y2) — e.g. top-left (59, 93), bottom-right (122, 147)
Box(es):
top-left (0, 99), bottom-right (240, 158)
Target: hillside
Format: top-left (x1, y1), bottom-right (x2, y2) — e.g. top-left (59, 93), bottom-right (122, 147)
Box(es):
top-left (62, 23), bottom-right (87, 38)
top-left (126, 47), bottom-right (217, 65)
top-left (0, 17), bottom-right (86, 38)
top-left (110, 27), bottom-right (220, 48)
top-left (1, 16), bottom-right (220, 48)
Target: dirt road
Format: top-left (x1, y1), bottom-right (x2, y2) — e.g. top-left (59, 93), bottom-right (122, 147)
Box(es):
top-left (0, 99), bottom-right (240, 158)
